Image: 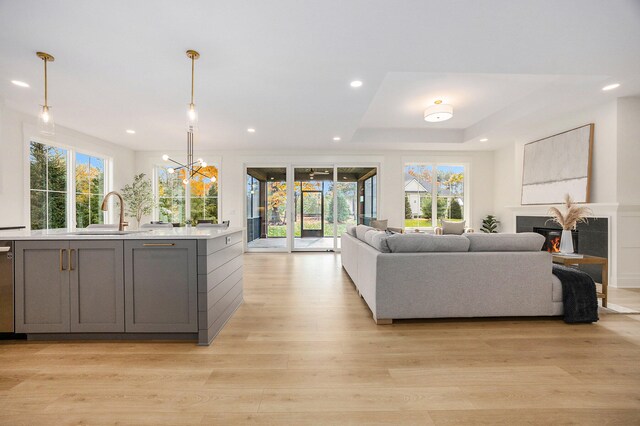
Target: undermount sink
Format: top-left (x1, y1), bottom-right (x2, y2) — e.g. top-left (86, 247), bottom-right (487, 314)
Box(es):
top-left (65, 230), bottom-right (152, 235)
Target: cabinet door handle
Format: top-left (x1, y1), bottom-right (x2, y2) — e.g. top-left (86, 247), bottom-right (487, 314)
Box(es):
top-left (143, 243), bottom-right (175, 247)
top-left (69, 249), bottom-right (76, 271)
top-left (60, 249), bottom-right (67, 271)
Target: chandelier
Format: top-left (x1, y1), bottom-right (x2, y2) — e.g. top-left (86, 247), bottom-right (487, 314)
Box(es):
top-left (162, 50), bottom-right (212, 185)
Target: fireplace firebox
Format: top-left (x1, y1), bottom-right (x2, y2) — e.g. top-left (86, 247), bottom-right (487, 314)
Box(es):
top-left (533, 227), bottom-right (579, 253)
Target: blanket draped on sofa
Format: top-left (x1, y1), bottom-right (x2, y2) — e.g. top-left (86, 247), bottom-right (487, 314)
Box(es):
top-left (552, 264), bottom-right (599, 323)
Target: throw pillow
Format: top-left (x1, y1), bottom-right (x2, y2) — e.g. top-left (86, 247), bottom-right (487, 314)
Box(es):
top-left (346, 225), bottom-right (357, 237)
top-left (441, 220), bottom-right (466, 235)
top-left (370, 219), bottom-right (388, 231)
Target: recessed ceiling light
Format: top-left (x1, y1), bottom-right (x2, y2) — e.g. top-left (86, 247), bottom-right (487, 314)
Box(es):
top-left (11, 80), bottom-right (29, 88)
top-left (602, 83), bottom-right (620, 91)
top-left (333, 136), bottom-right (341, 141)
top-left (479, 138), bottom-right (488, 142)
top-left (247, 128), bottom-right (255, 133)
top-left (350, 80), bottom-right (363, 88)
top-left (126, 129), bottom-right (136, 134)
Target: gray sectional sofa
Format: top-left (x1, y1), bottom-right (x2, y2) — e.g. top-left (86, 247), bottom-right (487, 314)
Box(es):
top-left (342, 225), bottom-right (563, 324)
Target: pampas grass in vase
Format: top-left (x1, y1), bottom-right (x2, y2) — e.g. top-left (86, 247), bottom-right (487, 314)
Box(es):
top-left (547, 194), bottom-right (592, 254)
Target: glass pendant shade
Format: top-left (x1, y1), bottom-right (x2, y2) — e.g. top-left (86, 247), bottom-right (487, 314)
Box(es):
top-left (37, 105), bottom-right (55, 136)
top-left (187, 103), bottom-right (198, 132)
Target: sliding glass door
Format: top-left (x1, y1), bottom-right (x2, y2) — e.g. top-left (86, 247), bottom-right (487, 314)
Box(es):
top-left (245, 164), bottom-right (378, 252)
top-left (293, 167), bottom-right (334, 250)
top-left (246, 167), bottom-right (288, 251)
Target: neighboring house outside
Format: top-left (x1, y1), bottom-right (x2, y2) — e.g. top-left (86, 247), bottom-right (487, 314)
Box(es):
top-left (404, 174), bottom-right (455, 218)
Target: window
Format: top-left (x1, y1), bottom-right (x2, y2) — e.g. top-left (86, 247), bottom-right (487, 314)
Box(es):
top-left (156, 165), bottom-right (219, 224)
top-left (29, 141), bottom-right (110, 230)
top-left (29, 141), bottom-right (68, 230)
top-left (404, 164), bottom-right (465, 229)
top-left (189, 166), bottom-right (218, 223)
top-left (157, 167), bottom-right (186, 223)
top-left (75, 153), bottom-right (105, 228)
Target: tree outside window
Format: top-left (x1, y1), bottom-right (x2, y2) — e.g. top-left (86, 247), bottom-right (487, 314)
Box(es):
top-left (29, 141), bottom-right (68, 230)
top-left (404, 164), bottom-right (465, 229)
top-left (75, 153), bottom-right (105, 228)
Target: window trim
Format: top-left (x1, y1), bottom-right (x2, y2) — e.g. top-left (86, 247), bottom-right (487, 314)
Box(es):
top-left (24, 134), bottom-right (112, 230)
top-left (403, 161), bottom-right (470, 231)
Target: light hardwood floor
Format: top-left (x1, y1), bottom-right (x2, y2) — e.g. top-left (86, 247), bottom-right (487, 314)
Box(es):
top-left (1, 253), bottom-right (640, 425)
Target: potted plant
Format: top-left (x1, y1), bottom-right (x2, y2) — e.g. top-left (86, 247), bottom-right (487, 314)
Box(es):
top-left (121, 173), bottom-right (153, 229)
top-left (547, 194), bottom-right (592, 254)
top-left (480, 215), bottom-right (499, 233)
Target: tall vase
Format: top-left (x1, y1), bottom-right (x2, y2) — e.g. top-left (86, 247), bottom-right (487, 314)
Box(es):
top-left (559, 229), bottom-right (574, 254)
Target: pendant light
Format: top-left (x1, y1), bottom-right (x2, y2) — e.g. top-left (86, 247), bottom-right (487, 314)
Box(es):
top-left (36, 51), bottom-right (55, 136)
top-left (186, 50), bottom-right (198, 132)
top-left (162, 50), bottom-right (212, 185)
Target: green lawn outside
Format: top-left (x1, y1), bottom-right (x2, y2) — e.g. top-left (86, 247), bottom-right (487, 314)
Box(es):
top-left (405, 218), bottom-right (464, 229)
top-left (267, 222), bottom-right (351, 238)
top-left (405, 218), bottom-right (432, 228)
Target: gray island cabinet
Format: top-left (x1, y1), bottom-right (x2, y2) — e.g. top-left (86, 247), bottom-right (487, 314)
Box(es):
top-left (9, 227), bottom-right (243, 345)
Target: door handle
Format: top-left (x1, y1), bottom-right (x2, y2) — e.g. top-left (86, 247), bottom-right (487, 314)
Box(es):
top-left (69, 249), bottom-right (76, 271)
top-left (143, 243), bottom-right (175, 247)
top-left (60, 249), bottom-right (67, 271)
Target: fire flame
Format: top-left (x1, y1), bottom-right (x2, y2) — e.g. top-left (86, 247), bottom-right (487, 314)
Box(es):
top-left (548, 236), bottom-right (561, 253)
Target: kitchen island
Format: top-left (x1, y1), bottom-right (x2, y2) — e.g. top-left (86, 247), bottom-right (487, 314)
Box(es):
top-left (1, 227), bottom-right (243, 346)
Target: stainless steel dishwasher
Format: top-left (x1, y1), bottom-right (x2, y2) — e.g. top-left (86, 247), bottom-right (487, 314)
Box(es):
top-left (0, 241), bottom-right (14, 332)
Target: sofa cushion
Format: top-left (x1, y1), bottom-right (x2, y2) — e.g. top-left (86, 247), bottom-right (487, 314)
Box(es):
top-left (552, 275), bottom-right (562, 302)
top-left (356, 224), bottom-right (375, 241)
top-left (465, 232), bottom-right (545, 252)
top-left (370, 219), bottom-right (388, 231)
top-left (385, 233), bottom-right (470, 253)
top-left (364, 229), bottom-right (380, 246)
top-left (370, 232), bottom-right (391, 253)
top-left (363, 230), bottom-right (390, 251)
top-left (346, 225), bottom-right (357, 237)
top-left (441, 220), bottom-right (466, 235)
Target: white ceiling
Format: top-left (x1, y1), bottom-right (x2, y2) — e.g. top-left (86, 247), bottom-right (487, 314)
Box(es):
top-left (1, 0), bottom-right (639, 151)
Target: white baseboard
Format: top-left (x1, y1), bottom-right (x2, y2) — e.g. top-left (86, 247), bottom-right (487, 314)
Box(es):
top-left (615, 274), bottom-right (640, 288)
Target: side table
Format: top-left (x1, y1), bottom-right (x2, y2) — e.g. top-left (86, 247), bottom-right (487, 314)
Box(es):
top-left (552, 254), bottom-right (608, 307)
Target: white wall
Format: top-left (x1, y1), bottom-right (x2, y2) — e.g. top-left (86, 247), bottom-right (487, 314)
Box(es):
top-left (0, 102), bottom-right (136, 228)
top-left (615, 97), bottom-right (640, 288)
top-left (135, 149), bottom-right (494, 233)
top-left (492, 98), bottom-right (640, 287)
top-left (493, 100), bottom-right (618, 228)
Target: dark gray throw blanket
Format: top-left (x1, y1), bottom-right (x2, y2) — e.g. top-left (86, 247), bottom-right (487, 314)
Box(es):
top-left (552, 264), bottom-right (599, 323)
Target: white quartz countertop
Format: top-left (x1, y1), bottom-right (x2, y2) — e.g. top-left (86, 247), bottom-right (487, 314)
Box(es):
top-left (0, 226), bottom-right (244, 240)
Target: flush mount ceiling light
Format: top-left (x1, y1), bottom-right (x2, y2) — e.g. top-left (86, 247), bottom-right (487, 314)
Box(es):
top-left (11, 80), bottom-right (29, 87)
top-left (350, 80), bottom-right (363, 88)
top-left (479, 138), bottom-right (488, 142)
top-left (424, 100), bottom-right (453, 123)
top-left (247, 128), bottom-right (255, 133)
top-left (126, 129), bottom-right (136, 134)
top-left (602, 83), bottom-right (620, 91)
top-left (333, 136), bottom-right (341, 141)
top-left (36, 52), bottom-right (55, 136)
top-left (162, 50), bottom-right (213, 185)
